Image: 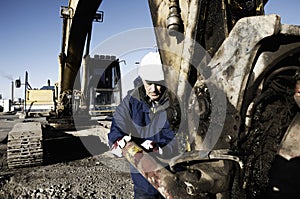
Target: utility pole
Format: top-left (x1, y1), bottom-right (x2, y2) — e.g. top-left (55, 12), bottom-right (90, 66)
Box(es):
top-left (11, 81), bottom-right (14, 102)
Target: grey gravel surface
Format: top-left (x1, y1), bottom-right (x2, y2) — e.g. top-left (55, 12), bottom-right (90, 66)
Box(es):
top-left (0, 154), bottom-right (134, 198)
top-left (0, 114), bottom-right (134, 199)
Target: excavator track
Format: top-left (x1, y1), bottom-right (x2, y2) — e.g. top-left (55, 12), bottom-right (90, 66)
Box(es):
top-left (7, 122), bottom-right (43, 168)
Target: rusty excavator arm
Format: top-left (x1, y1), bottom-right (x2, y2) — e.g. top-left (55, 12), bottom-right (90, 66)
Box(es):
top-left (120, 0), bottom-right (300, 198)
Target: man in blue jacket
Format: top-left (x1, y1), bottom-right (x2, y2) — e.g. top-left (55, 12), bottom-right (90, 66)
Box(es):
top-left (108, 51), bottom-right (180, 199)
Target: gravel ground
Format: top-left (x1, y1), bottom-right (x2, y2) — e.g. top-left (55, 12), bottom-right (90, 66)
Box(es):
top-left (0, 114), bottom-right (135, 199)
top-left (0, 154), bottom-right (134, 199)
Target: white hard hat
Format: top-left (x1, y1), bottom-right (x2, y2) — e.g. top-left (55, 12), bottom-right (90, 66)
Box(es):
top-left (138, 51), bottom-right (164, 81)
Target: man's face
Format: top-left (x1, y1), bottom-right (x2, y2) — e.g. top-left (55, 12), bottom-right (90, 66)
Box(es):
top-left (142, 80), bottom-right (164, 102)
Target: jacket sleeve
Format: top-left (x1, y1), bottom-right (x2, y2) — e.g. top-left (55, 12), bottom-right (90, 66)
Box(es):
top-left (107, 95), bottom-right (132, 147)
top-left (156, 127), bottom-right (179, 158)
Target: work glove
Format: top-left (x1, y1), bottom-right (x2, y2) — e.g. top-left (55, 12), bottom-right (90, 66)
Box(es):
top-left (141, 140), bottom-right (163, 155)
top-left (111, 135), bottom-right (131, 157)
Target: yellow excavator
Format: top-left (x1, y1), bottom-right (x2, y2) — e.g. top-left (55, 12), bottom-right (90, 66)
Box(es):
top-left (7, 0), bottom-right (121, 166)
top-left (7, 0), bottom-right (300, 198)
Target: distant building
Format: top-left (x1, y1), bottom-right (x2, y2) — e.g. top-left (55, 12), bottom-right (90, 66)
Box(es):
top-left (0, 99), bottom-right (11, 112)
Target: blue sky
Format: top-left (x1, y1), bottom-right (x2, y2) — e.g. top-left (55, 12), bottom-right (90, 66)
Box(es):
top-left (0, 0), bottom-right (299, 99)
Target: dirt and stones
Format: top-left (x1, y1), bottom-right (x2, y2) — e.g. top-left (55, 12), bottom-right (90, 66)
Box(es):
top-left (0, 154), bottom-right (134, 199)
top-left (0, 114), bottom-right (134, 199)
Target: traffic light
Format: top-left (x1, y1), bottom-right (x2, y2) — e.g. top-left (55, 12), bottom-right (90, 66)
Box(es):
top-left (15, 79), bottom-right (21, 88)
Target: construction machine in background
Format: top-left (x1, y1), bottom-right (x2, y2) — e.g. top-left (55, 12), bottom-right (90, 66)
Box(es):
top-left (50, 0), bottom-right (122, 124)
top-left (6, 0), bottom-right (300, 198)
top-left (14, 73), bottom-right (56, 117)
top-left (7, 0), bottom-right (121, 167)
top-left (25, 87), bottom-right (55, 117)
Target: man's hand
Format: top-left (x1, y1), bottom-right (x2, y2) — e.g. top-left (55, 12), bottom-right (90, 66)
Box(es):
top-left (141, 140), bottom-right (163, 155)
top-left (111, 135), bottom-right (131, 157)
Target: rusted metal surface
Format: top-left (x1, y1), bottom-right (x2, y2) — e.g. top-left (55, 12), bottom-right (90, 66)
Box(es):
top-left (147, 0), bottom-right (300, 196)
top-left (207, 15), bottom-right (281, 112)
top-left (122, 141), bottom-right (239, 198)
top-left (278, 113), bottom-right (300, 160)
top-left (294, 80), bottom-right (300, 107)
top-left (148, 0), bottom-right (267, 92)
top-left (122, 141), bottom-right (194, 199)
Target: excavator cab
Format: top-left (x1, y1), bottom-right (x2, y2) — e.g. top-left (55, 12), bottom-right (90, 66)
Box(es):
top-left (82, 54), bottom-right (122, 117)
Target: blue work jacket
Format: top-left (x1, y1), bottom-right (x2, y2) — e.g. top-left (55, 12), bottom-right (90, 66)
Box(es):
top-left (108, 85), bottom-right (179, 195)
